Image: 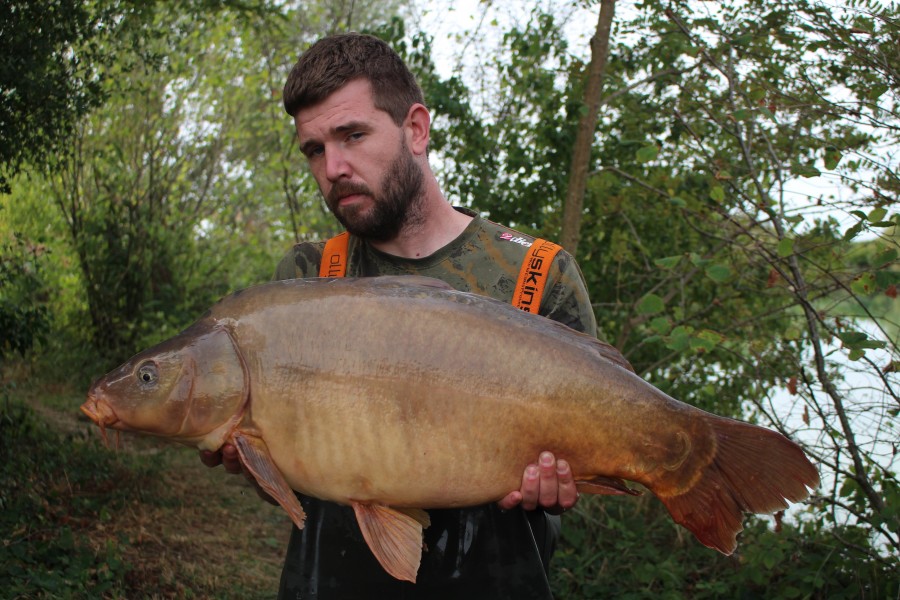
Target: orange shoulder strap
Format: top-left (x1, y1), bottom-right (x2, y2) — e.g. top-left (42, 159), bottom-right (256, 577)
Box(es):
top-left (319, 232), bottom-right (350, 277)
top-left (513, 238), bottom-right (563, 314)
top-left (319, 231), bottom-right (561, 312)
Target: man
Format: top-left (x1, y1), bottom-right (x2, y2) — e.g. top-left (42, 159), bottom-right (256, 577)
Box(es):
top-left (203, 33), bottom-right (597, 599)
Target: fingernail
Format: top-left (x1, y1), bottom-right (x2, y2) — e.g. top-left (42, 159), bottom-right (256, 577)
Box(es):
top-left (526, 465), bottom-right (539, 479)
top-left (557, 460), bottom-right (569, 473)
top-left (540, 452), bottom-right (554, 466)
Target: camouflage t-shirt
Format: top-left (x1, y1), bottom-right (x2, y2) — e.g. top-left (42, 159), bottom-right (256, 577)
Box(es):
top-left (274, 208), bottom-right (597, 335)
top-left (274, 207), bottom-right (597, 600)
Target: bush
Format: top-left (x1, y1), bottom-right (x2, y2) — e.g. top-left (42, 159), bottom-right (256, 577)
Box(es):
top-left (0, 398), bottom-right (160, 597)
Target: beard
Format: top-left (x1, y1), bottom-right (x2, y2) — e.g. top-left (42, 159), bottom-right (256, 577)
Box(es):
top-left (324, 140), bottom-right (425, 242)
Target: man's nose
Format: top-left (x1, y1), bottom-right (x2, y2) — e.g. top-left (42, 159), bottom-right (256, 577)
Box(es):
top-left (324, 147), bottom-right (351, 181)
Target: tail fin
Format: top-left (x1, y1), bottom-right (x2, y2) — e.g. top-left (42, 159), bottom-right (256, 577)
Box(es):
top-left (657, 415), bottom-right (819, 554)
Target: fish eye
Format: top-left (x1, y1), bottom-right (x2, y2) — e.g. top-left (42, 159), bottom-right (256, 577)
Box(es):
top-left (137, 362), bottom-right (159, 385)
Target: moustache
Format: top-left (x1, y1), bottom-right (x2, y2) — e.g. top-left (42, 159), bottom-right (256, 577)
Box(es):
top-left (327, 181), bottom-right (373, 206)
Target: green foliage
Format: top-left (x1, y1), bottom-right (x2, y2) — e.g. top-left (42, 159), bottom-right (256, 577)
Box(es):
top-left (0, 231), bottom-right (50, 360)
top-left (399, 8), bottom-right (583, 232)
top-left (2, 0), bottom-right (411, 371)
top-left (0, 398), bottom-right (159, 597)
top-left (553, 497), bottom-right (898, 599)
top-left (0, 0), bottom-right (104, 192)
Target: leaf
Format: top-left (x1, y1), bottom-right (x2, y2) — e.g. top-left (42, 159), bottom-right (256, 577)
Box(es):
top-left (654, 256), bottom-right (681, 269)
top-left (650, 316), bottom-right (671, 335)
top-left (777, 238), bottom-right (794, 257)
top-left (839, 478), bottom-right (859, 498)
top-left (824, 147), bottom-right (842, 170)
top-left (868, 207), bottom-right (887, 222)
top-left (837, 330), bottom-right (886, 351)
top-left (637, 293), bottom-right (665, 315)
top-left (690, 253), bottom-right (709, 268)
top-left (705, 264), bottom-right (731, 283)
top-left (843, 222), bottom-right (864, 241)
top-left (665, 326), bottom-right (693, 352)
top-left (791, 163), bottom-right (821, 178)
top-left (867, 83), bottom-right (888, 100)
top-left (850, 272), bottom-right (877, 296)
top-left (635, 144), bottom-right (659, 164)
top-left (696, 329), bottom-right (725, 348)
top-left (709, 186), bottom-right (725, 202)
top-left (748, 88), bottom-right (766, 102)
top-left (836, 331), bottom-right (868, 346)
top-left (690, 336), bottom-right (716, 353)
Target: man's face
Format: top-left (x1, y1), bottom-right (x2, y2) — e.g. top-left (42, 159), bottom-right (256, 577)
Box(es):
top-left (295, 79), bottom-right (424, 241)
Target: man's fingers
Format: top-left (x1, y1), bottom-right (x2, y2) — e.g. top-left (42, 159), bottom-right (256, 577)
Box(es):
top-left (497, 452), bottom-right (581, 513)
top-left (537, 452), bottom-right (558, 508)
top-left (556, 459), bottom-right (578, 510)
top-left (520, 464), bottom-right (541, 511)
top-left (199, 449), bottom-right (223, 468)
top-left (497, 490), bottom-right (523, 511)
top-left (205, 443), bottom-right (244, 475)
top-left (220, 444), bottom-right (241, 474)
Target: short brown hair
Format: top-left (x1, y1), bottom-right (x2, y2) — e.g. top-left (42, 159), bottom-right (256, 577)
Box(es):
top-left (283, 33), bottom-right (425, 126)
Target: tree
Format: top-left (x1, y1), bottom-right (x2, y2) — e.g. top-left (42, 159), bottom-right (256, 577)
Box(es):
top-left (0, 0), bottom-right (107, 192)
top-left (560, 0), bottom-right (615, 255)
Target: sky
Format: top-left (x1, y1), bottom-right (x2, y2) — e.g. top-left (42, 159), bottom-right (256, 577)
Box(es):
top-left (414, 0), bottom-right (600, 80)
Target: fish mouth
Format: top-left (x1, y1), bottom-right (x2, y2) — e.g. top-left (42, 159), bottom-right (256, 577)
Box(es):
top-left (80, 395), bottom-right (120, 446)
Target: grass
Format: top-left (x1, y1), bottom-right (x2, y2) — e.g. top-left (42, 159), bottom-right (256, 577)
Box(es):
top-left (1, 379), bottom-right (291, 599)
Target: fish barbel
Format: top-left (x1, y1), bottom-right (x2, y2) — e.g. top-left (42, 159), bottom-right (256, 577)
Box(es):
top-left (81, 276), bottom-right (819, 582)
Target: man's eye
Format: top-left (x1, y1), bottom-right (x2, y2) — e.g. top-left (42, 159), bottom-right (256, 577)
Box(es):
top-left (348, 132), bottom-right (365, 142)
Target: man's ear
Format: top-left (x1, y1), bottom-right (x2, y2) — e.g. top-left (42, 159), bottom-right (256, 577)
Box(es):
top-left (404, 103), bottom-right (431, 155)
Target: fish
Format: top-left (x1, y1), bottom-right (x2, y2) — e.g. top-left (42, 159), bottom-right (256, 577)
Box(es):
top-left (81, 276), bottom-right (819, 582)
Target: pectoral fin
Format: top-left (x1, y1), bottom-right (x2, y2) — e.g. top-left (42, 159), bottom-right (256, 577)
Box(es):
top-left (576, 475), bottom-right (642, 496)
top-left (351, 502), bottom-right (431, 583)
top-left (232, 431), bottom-right (307, 529)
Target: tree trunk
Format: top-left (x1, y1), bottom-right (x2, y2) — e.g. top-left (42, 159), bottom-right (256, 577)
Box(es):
top-left (560, 0), bottom-right (616, 256)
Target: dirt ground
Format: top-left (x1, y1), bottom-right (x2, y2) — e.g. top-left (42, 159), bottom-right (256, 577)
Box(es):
top-left (30, 387), bottom-right (293, 599)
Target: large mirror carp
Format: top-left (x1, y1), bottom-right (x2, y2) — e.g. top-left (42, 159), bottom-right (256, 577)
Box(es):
top-left (81, 276), bottom-right (819, 582)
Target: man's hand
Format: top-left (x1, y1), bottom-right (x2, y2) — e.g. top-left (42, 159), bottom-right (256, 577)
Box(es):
top-left (497, 451), bottom-right (578, 515)
top-left (199, 444), bottom-right (278, 506)
top-left (200, 443), bottom-right (243, 473)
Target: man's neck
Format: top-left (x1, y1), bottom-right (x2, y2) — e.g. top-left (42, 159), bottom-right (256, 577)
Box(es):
top-left (368, 183), bottom-right (473, 259)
